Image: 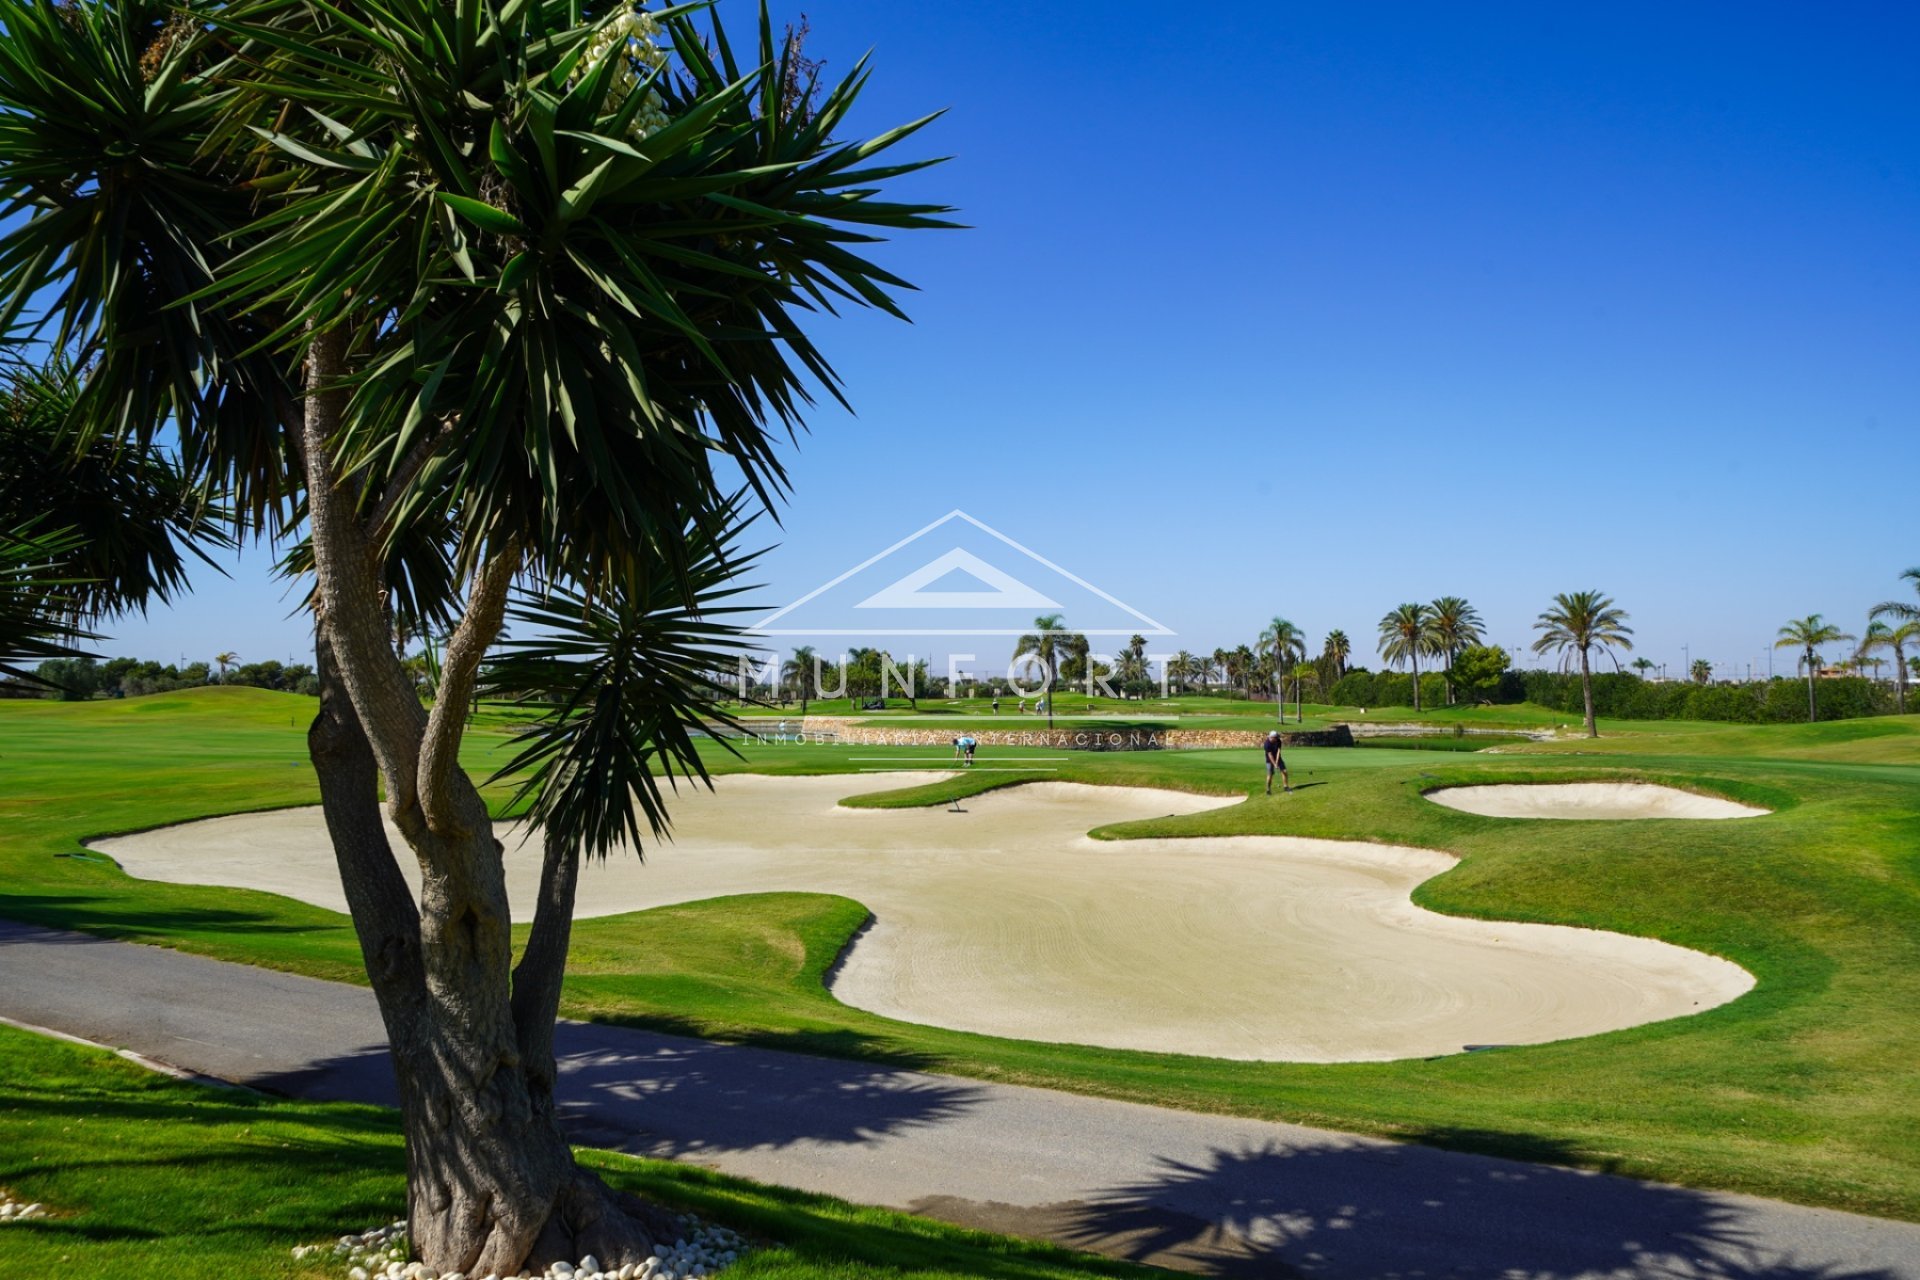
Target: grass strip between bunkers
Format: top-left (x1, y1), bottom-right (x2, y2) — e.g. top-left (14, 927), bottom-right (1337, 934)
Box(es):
top-left (0, 1023), bottom-right (1163, 1279)
top-left (3, 689), bottom-right (1920, 1221)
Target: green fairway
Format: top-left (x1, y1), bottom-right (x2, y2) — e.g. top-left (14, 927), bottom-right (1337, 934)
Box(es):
top-left (0, 1023), bottom-right (1160, 1279)
top-left (3, 689), bottom-right (1920, 1221)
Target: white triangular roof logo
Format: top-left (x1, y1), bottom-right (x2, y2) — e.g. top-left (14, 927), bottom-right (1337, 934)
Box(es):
top-left (855, 548), bottom-right (1061, 611)
top-left (749, 510), bottom-right (1172, 637)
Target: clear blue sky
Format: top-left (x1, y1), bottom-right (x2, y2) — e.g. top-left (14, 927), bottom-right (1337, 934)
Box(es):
top-left (109, 1), bottom-right (1918, 679)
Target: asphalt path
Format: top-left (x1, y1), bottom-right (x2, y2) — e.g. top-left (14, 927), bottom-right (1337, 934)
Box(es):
top-left (3, 917), bottom-right (1917, 1278)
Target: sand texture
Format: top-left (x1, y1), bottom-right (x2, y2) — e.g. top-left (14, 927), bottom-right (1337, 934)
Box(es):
top-left (1424, 782), bottom-right (1768, 821)
top-left (93, 775), bottom-right (1753, 1062)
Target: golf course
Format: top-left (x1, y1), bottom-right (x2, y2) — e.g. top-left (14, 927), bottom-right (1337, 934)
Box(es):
top-left (5, 687), bottom-right (1919, 1263)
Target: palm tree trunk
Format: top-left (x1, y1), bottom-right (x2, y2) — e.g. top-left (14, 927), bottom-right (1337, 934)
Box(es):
top-left (1580, 645), bottom-right (1597, 737)
top-left (1897, 642), bottom-right (1908, 715)
top-left (1411, 651), bottom-right (1422, 712)
top-left (1806, 646), bottom-right (1818, 722)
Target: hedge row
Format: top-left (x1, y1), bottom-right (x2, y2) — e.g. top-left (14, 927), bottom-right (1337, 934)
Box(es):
top-left (1328, 667), bottom-right (1902, 723)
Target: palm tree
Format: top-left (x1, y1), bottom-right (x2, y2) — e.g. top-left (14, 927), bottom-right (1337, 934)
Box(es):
top-left (0, 3), bottom-right (949, 1268)
top-left (1426, 597), bottom-right (1484, 704)
top-left (1290, 660), bottom-right (1316, 723)
top-left (780, 645), bottom-right (819, 716)
top-left (1226, 645), bottom-right (1255, 698)
top-left (1531, 591), bottom-right (1634, 737)
top-left (1210, 647), bottom-right (1231, 696)
top-left (1856, 624), bottom-right (1891, 685)
top-left (1377, 603), bottom-right (1434, 711)
top-left (1885, 622), bottom-right (1920, 715)
top-left (1775, 614), bottom-right (1854, 723)
top-left (1322, 629), bottom-right (1351, 679)
top-left (1689, 658), bottom-right (1713, 685)
top-left (1012, 615), bottom-right (1084, 728)
top-left (1631, 657), bottom-right (1655, 680)
top-left (1870, 569), bottom-right (1920, 714)
top-left (213, 651), bottom-right (238, 682)
top-left (1258, 617), bottom-right (1306, 723)
top-left (1169, 650), bottom-right (1200, 695)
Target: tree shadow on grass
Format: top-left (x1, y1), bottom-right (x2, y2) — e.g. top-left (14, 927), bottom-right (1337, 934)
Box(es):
top-left (0, 1082), bottom-right (403, 1252)
top-left (0, 895), bottom-right (336, 942)
top-left (1029, 1129), bottom-right (1906, 1279)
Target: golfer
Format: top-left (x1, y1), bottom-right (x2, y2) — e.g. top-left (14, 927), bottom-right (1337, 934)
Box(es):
top-left (1263, 730), bottom-right (1290, 795)
top-left (959, 734), bottom-right (978, 767)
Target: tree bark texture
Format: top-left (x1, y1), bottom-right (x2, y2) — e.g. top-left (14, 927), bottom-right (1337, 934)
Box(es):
top-left (1580, 646), bottom-right (1597, 737)
top-left (299, 332), bottom-right (655, 1274)
top-left (1807, 652), bottom-right (1818, 723)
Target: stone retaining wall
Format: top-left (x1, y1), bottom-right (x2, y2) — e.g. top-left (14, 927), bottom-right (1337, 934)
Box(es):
top-left (795, 718), bottom-right (1353, 751)
top-left (1344, 721), bottom-right (1555, 741)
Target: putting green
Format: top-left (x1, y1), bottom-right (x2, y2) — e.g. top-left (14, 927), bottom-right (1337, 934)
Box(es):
top-left (93, 774), bottom-right (1752, 1062)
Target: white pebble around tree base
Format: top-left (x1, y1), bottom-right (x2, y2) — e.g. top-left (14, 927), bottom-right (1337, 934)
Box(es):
top-left (1, 1195), bottom-right (49, 1221)
top-left (295, 1213), bottom-right (754, 1280)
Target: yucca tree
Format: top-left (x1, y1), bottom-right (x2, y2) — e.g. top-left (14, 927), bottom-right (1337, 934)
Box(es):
top-left (1322, 628), bottom-right (1351, 678)
top-left (1870, 569), bottom-right (1920, 715)
top-left (1011, 614), bottom-right (1083, 728)
top-left (0, 357), bottom-right (221, 682)
top-left (0, 524), bottom-right (94, 682)
top-left (1531, 591), bottom-right (1633, 737)
top-left (1427, 596), bottom-right (1484, 704)
top-left (1377, 602), bottom-right (1434, 711)
top-left (1258, 616), bottom-right (1305, 723)
top-left (1776, 614), bottom-right (1854, 723)
top-left (0, 2), bottom-right (947, 1270)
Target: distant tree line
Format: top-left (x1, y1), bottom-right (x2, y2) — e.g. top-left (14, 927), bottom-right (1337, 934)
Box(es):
top-left (14, 655), bottom-right (317, 701)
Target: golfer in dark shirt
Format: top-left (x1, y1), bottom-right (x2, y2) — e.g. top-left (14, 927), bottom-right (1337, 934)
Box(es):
top-left (1264, 731), bottom-right (1290, 795)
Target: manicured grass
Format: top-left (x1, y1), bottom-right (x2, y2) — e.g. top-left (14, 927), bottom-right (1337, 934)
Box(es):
top-left (1350, 734), bottom-right (1535, 751)
top-left (0, 1024), bottom-right (1160, 1279)
top-left (5, 690), bottom-right (1920, 1222)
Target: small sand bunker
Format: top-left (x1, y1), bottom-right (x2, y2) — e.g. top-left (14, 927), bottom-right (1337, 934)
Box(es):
top-left (1426, 782), bottom-right (1767, 821)
top-left (93, 775), bottom-right (1753, 1062)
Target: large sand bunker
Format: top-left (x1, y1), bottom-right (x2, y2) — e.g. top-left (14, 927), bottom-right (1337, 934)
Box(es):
top-left (1426, 782), bottom-right (1767, 821)
top-left (93, 775), bottom-right (1752, 1062)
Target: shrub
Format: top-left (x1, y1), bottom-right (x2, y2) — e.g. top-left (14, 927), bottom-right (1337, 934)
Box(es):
top-left (1330, 671), bottom-right (1376, 706)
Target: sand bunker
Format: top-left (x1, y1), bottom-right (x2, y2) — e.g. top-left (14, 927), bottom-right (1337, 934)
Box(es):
top-left (92, 775), bottom-right (1753, 1062)
top-left (1426, 782), bottom-right (1767, 821)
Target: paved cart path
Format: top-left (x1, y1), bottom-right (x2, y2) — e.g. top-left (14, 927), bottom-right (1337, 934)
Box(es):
top-left (2, 918), bottom-right (1916, 1278)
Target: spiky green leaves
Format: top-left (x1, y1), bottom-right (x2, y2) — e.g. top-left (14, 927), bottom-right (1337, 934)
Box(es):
top-left (206, 0), bottom-right (954, 592)
top-left (485, 503), bottom-right (761, 861)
